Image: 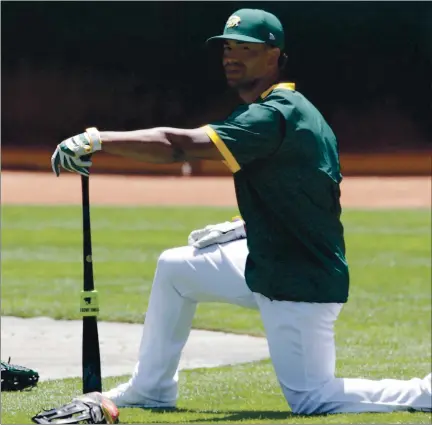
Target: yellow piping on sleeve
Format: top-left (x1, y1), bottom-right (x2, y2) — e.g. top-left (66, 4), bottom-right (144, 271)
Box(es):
top-left (202, 125), bottom-right (241, 173)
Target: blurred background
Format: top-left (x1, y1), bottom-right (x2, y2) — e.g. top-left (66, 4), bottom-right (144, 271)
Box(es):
top-left (2, 1), bottom-right (431, 175)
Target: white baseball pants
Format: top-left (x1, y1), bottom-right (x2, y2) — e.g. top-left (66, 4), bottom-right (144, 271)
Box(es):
top-left (120, 239), bottom-right (431, 414)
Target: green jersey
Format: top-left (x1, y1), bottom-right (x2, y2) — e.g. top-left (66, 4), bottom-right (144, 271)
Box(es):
top-left (203, 83), bottom-right (349, 303)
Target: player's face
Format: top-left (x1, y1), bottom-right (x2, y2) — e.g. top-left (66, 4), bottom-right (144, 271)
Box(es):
top-left (222, 40), bottom-right (277, 88)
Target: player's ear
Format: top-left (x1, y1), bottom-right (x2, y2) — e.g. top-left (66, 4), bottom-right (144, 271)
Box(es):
top-left (278, 52), bottom-right (288, 70)
top-left (267, 47), bottom-right (281, 68)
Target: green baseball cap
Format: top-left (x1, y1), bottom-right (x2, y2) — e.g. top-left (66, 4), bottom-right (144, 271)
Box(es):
top-left (207, 9), bottom-right (285, 50)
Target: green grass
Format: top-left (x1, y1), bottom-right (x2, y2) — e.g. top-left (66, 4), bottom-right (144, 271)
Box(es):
top-left (2, 363), bottom-right (431, 424)
top-left (1, 206), bottom-right (431, 424)
top-left (2, 206), bottom-right (257, 333)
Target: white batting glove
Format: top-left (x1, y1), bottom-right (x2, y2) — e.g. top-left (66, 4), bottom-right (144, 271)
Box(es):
top-left (188, 219), bottom-right (246, 249)
top-left (51, 127), bottom-right (102, 177)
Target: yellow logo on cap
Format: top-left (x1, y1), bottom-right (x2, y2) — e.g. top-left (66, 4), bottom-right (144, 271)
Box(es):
top-left (226, 15), bottom-right (241, 28)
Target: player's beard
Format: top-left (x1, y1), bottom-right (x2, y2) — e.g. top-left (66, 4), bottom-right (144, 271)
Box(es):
top-left (234, 78), bottom-right (260, 91)
top-left (225, 69), bottom-right (259, 90)
top-left (228, 77), bottom-right (261, 93)
top-left (224, 63), bottom-right (251, 89)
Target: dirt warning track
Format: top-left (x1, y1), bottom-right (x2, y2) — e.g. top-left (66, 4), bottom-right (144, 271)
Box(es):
top-left (2, 172), bottom-right (430, 208)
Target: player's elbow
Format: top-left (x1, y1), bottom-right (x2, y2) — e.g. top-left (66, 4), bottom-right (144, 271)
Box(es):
top-left (161, 127), bottom-right (224, 162)
top-left (146, 128), bottom-right (187, 162)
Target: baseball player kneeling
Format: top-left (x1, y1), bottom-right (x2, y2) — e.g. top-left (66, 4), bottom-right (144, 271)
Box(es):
top-left (101, 215), bottom-right (431, 414)
top-left (51, 8), bottom-right (431, 415)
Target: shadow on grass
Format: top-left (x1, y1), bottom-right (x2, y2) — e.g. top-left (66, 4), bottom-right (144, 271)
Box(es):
top-left (172, 409), bottom-right (296, 422)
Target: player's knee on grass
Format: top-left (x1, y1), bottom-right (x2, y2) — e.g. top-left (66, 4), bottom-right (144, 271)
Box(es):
top-left (283, 387), bottom-right (327, 416)
top-left (285, 383), bottom-right (361, 416)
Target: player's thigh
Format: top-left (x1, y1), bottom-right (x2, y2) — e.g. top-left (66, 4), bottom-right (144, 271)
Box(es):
top-left (255, 293), bottom-right (343, 391)
top-left (157, 239), bottom-right (257, 309)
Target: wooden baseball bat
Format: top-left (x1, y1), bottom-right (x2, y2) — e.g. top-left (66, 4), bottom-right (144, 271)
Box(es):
top-left (80, 169), bottom-right (102, 394)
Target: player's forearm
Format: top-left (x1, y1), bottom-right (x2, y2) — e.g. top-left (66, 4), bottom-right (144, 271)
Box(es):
top-left (100, 128), bottom-right (185, 163)
top-left (99, 127), bottom-right (222, 163)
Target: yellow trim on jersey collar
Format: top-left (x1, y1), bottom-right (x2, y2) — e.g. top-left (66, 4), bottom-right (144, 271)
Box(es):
top-left (260, 82), bottom-right (296, 100)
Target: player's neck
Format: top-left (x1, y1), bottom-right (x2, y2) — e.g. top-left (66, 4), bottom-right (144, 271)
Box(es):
top-left (237, 71), bottom-right (280, 104)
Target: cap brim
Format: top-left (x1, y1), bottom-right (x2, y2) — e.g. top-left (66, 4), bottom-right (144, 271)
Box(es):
top-left (206, 34), bottom-right (266, 45)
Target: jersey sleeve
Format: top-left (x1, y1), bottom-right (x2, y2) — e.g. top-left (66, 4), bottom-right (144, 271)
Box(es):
top-left (202, 102), bottom-right (286, 173)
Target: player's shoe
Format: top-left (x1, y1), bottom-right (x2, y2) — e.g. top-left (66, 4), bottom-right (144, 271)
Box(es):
top-left (102, 382), bottom-right (176, 409)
